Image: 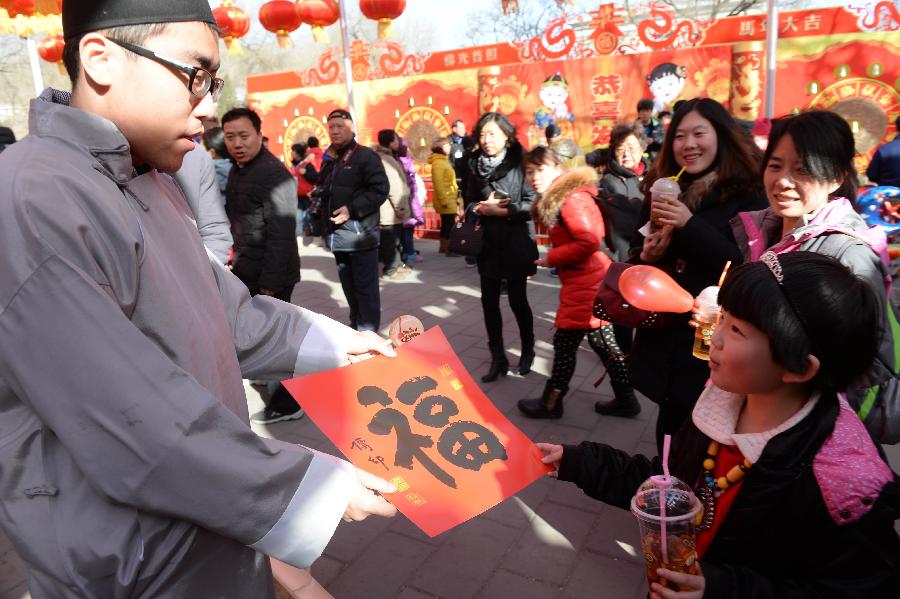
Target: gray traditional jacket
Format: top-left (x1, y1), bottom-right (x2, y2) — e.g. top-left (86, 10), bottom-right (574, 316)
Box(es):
top-left (0, 89), bottom-right (358, 598)
top-left (171, 144), bottom-right (232, 264)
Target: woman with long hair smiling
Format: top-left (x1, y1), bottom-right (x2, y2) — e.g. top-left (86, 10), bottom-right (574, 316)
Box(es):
top-left (629, 98), bottom-right (767, 449)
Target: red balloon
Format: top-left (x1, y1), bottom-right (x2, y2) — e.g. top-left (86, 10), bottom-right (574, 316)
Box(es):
top-left (619, 266), bottom-right (694, 313)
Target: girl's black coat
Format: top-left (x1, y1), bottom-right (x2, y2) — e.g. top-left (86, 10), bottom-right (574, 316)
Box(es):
top-left (558, 394), bottom-right (900, 598)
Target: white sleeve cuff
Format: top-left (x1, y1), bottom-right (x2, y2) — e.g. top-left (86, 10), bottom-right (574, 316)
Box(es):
top-left (249, 448), bottom-right (356, 568)
top-left (292, 309), bottom-right (358, 376)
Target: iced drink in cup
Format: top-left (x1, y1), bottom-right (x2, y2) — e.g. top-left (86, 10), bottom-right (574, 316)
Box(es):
top-left (649, 177), bottom-right (681, 229)
top-left (631, 476), bottom-right (702, 591)
top-left (692, 286), bottom-right (721, 360)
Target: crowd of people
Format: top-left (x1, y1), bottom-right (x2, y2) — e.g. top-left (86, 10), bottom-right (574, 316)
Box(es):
top-left (196, 90), bottom-right (900, 595)
top-left (1, 0), bottom-right (899, 597)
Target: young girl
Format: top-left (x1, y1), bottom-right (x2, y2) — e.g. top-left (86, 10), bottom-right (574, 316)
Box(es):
top-left (630, 98), bottom-right (767, 448)
top-left (517, 147), bottom-right (637, 418)
top-left (538, 252), bottom-right (900, 598)
top-left (731, 110), bottom-right (894, 439)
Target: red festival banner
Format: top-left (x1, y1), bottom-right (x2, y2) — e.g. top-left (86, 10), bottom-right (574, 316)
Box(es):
top-left (282, 327), bottom-right (552, 537)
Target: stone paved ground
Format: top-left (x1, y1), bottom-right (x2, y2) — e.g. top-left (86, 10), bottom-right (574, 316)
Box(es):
top-left (3, 236), bottom-right (900, 599)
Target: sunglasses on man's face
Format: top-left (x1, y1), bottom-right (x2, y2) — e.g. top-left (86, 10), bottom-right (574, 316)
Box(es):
top-left (107, 38), bottom-right (225, 102)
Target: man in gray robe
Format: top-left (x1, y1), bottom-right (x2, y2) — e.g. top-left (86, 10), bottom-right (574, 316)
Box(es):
top-left (0, 1), bottom-right (398, 597)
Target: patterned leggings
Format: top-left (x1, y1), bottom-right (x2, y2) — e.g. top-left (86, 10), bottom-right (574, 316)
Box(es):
top-left (549, 325), bottom-right (630, 392)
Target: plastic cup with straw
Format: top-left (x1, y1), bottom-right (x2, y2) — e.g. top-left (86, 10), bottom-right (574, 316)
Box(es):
top-left (631, 434), bottom-right (702, 590)
top-left (692, 261), bottom-right (731, 360)
top-left (649, 167), bottom-right (685, 228)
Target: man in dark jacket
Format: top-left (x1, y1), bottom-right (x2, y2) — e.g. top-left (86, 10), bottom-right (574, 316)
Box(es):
top-left (223, 107), bottom-right (302, 423)
top-left (223, 107), bottom-right (299, 299)
top-left (318, 109), bottom-right (389, 331)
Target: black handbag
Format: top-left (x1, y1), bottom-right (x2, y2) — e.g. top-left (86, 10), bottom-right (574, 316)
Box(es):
top-left (448, 205), bottom-right (483, 257)
top-left (593, 262), bottom-right (668, 329)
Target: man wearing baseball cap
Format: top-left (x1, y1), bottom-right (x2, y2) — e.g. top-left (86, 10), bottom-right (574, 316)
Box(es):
top-left (317, 108), bottom-right (389, 332)
top-left (0, 1), bottom-right (397, 596)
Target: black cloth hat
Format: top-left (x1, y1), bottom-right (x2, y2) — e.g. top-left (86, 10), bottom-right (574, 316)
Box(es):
top-left (63, 0), bottom-right (217, 40)
top-left (0, 127), bottom-right (15, 145)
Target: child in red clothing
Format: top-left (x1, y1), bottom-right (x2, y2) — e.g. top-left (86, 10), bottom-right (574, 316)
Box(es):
top-left (537, 252), bottom-right (900, 598)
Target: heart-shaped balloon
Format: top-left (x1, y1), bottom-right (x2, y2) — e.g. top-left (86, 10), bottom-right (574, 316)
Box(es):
top-left (619, 266), bottom-right (694, 313)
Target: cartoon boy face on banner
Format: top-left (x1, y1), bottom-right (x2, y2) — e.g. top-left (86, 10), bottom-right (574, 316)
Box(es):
top-left (647, 62), bottom-right (687, 113)
top-left (535, 72), bottom-right (574, 130)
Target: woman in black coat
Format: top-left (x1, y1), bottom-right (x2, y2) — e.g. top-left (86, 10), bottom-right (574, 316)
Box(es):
top-left (628, 99), bottom-right (767, 449)
top-left (462, 113), bottom-right (539, 382)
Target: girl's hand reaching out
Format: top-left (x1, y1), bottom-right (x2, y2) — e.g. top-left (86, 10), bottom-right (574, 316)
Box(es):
top-left (535, 443), bottom-right (563, 478)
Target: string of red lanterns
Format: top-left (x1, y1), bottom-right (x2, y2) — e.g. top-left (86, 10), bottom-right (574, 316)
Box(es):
top-left (211, 1), bottom-right (410, 49)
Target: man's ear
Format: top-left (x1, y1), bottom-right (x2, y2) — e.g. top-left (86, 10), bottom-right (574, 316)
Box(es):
top-left (782, 354), bottom-right (820, 384)
top-left (78, 33), bottom-right (117, 89)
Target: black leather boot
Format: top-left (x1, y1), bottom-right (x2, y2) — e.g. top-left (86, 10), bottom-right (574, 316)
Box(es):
top-left (481, 355), bottom-right (509, 382)
top-left (594, 381), bottom-right (641, 417)
top-left (517, 345), bottom-right (535, 375)
top-left (518, 383), bottom-right (566, 419)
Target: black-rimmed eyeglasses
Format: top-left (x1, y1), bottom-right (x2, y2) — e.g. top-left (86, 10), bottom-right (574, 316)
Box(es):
top-left (107, 38), bottom-right (225, 102)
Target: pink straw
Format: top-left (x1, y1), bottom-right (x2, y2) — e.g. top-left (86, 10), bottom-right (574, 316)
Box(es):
top-left (651, 434), bottom-right (673, 566)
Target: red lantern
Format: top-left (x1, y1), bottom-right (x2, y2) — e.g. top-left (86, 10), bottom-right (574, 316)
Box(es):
top-left (213, 1), bottom-right (250, 54)
top-left (359, 0), bottom-right (406, 39)
top-left (295, 0), bottom-right (339, 44)
top-left (5, 0), bottom-right (37, 17)
top-left (37, 34), bottom-right (65, 74)
top-left (259, 0), bottom-right (302, 48)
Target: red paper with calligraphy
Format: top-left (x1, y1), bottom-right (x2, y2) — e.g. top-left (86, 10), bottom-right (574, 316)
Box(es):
top-left (282, 327), bottom-right (552, 537)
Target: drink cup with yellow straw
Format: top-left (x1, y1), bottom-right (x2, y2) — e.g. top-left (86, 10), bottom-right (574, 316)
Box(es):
top-left (649, 166), bottom-right (686, 230)
top-left (692, 261), bottom-right (731, 360)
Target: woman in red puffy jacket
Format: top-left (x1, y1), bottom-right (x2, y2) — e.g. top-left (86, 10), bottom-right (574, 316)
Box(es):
top-left (518, 146), bottom-right (638, 419)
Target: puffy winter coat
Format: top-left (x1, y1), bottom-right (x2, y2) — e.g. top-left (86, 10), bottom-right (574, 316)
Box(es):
top-left (598, 159), bottom-right (643, 262)
top-left (319, 140), bottom-right (389, 252)
top-left (537, 168), bottom-right (611, 330)
top-left (225, 148), bottom-right (299, 293)
top-left (374, 145), bottom-right (411, 226)
top-left (428, 152), bottom-right (459, 215)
